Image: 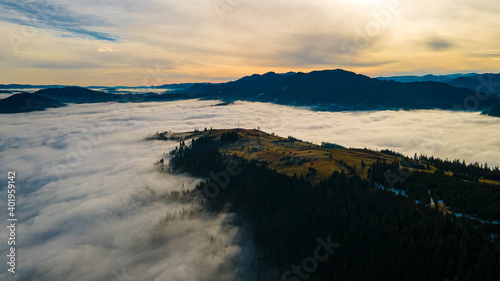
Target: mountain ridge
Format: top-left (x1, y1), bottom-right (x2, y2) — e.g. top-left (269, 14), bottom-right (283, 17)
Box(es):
top-left (3, 69), bottom-right (500, 114)
top-left (0, 92), bottom-right (65, 113)
top-left (379, 73), bottom-right (500, 96)
top-left (180, 69), bottom-right (500, 111)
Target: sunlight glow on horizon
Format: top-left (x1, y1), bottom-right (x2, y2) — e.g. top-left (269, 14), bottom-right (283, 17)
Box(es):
top-left (0, 0), bottom-right (499, 86)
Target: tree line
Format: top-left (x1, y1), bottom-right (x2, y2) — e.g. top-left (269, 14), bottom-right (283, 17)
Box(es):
top-left (167, 135), bottom-right (500, 280)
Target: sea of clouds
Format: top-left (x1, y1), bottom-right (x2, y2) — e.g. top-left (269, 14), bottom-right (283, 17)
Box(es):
top-left (1, 99), bottom-right (500, 280)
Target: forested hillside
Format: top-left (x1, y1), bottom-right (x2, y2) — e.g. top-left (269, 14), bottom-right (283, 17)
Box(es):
top-left (161, 131), bottom-right (500, 281)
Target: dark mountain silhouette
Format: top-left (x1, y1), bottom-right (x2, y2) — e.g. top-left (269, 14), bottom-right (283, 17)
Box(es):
top-left (4, 70), bottom-right (500, 113)
top-left (35, 87), bottom-right (116, 103)
top-left (154, 83), bottom-right (196, 89)
top-left (482, 104), bottom-right (500, 117)
top-left (0, 83), bottom-right (194, 93)
top-left (0, 92), bottom-right (65, 113)
top-left (33, 86), bottom-right (192, 104)
top-left (378, 73), bottom-right (478, 83)
top-left (0, 84), bottom-right (65, 89)
top-left (0, 86), bottom-right (195, 113)
top-left (447, 74), bottom-right (500, 96)
top-left (181, 69), bottom-right (500, 110)
top-left (380, 73), bottom-right (500, 97)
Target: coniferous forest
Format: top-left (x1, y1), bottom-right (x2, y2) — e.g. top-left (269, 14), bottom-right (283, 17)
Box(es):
top-left (168, 136), bottom-right (500, 281)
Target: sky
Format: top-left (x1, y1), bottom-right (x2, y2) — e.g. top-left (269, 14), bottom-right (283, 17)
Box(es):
top-left (0, 0), bottom-right (499, 86)
top-left (1, 100), bottom-right (500, 280)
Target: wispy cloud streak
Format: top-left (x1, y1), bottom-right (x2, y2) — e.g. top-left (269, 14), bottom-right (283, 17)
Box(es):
top-left (0, 0), bottom-right (117, 41)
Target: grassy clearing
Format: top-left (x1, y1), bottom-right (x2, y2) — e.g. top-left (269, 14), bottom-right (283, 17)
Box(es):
top-left (204, 129), bottom-right (398, 183)
top-left (479, 178), bottom-right (500, 186)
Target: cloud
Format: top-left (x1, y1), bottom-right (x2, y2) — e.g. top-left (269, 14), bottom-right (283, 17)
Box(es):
top-left (427, 38), bottom-right (453, 51)
top-left (470, 50), bottom-right (500, 58)
top-left (1, 0), bottom-right (500, 84)
top-left (0, 100), bottom-right (261, 281)
top-left (0, 0), bottom-right (117, 41)
top-left (97, 46), bottom-right (120, 53)
top-left (1, 100), bottom-right (500, 280)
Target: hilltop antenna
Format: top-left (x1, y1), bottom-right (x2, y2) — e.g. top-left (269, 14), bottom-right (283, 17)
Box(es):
top-left (238, 120), bottom-right (239, 129)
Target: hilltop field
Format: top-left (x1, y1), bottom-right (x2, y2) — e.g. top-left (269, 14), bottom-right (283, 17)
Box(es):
top-left (149, 128), bottom-right (399, 182)
top-left (149, 128), bottom-right (500, 186)
top-left (152, 128), bottom-right (500, 281)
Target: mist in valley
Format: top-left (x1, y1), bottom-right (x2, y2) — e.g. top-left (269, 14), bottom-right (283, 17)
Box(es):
top-left (1, 99), bottom-right (500, 280)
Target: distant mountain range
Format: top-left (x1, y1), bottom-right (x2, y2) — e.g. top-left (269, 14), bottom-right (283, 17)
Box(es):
top-left (33, 86), bottom-right (191, 104)
top-left (0, 87), bottom-right (193, 113)
top-left (181, 69), bottom-right (500, 111)
top-left (0, 84), bottom-right (65, 89)
top-left (2, 69), bottom-right (500, 114)
top-left (377, 73), bottom-right (478, 83)
top-left (379, 73), bottom-right (500, 96)
top-left (482, 104), bottom-right (500, 117)
top-left (0, 83), bottom-right (194, 92)
top-left (0, 92), bottom-right (65, 113)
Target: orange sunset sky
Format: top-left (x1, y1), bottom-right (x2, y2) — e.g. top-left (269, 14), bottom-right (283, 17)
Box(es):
top-left (1, 0), bottom-right (499, 86)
